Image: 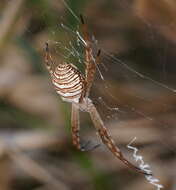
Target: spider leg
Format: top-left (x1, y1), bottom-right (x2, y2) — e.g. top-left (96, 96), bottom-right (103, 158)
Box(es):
top-left (71, 103), bottom-right (81, 150)
top-left (71, 103), bottom-right (100, 151)
top-left (44, 43), bottom-right (55, 75)
top-left (87, 99), bottom-right (151, 175)
top-left (79, 15), bottom-right (100, 99)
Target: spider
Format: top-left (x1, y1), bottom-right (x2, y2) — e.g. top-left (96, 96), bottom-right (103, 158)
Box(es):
top-left (44, 15), bottom-right (149, 175)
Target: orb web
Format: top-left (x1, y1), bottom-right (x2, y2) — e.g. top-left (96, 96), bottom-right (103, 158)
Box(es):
top-left (47, 0), bottom-right (176, 189)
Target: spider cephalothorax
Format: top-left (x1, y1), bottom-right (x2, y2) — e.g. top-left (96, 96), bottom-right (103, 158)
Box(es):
top-left (44, 15), bottom-right (150, 176)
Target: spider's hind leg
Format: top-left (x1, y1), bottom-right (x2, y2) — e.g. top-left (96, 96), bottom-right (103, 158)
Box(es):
top-left (88, 99), bottom-right (151, 175)
top-left (71, 103), bottom-right (100, 151)
top-left (71, 103), bottom-right (81, 150)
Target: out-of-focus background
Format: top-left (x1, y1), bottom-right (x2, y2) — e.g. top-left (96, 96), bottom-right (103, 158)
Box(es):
top-left (0, 0), bottom-right (176, 189)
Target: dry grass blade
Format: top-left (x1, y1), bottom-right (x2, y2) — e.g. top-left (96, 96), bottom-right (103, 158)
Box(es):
top-left (0, 130), bottom-right (67, 151)
top-left (0, 0), bottom-right (24, 50)
top-left (0, 131), bottom-right (69, 189)
top-left (9, 148), bottom-right (69, 190)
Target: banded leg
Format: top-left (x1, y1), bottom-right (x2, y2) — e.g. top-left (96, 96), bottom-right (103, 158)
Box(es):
top-left (71, 103), bottom-right (100, 151)
top-left (80, 15), bottom-right (98, 98)
top-left (71, 104), bottom-right (81, 150)
top-left (44, 43), bottom-right (55, 75)
top-left (88, 99), bottom-right (149, 175)
top-left (79, 50), bottom-right (101, 103)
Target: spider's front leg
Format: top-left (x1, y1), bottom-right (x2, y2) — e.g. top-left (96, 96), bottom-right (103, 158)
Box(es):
top-left (71, 104), bottom-right (99, 151)
top-left (44, 43), bottom-right (55, 75)
top-left (79, 15), bottom-right (101, 99)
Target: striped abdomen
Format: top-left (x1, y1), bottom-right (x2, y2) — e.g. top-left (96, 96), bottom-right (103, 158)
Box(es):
top-left (52, 63), bottom-right (85, 103)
